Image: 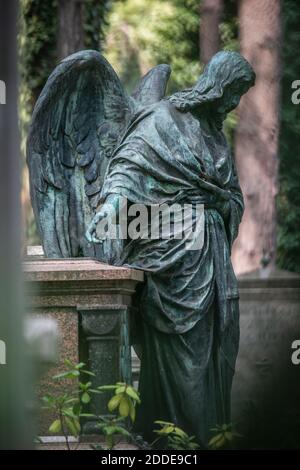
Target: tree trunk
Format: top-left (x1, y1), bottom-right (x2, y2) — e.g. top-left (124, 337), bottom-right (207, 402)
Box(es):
top-left (199, 0), bottom-right (224, 64)
top-left (57, 0), bottom-right (84, 60)
top-left (232, 0), bottom-right (282, 274)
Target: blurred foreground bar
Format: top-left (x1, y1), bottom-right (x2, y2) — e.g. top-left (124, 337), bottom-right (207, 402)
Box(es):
top-left (0, 0), bottom-right (33, 449)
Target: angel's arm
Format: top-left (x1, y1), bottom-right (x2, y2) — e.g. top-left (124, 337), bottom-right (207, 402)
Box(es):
top-left (224, 160), bottom-right (244, 249)
top-left (85, 194), bottom-right (121, 244)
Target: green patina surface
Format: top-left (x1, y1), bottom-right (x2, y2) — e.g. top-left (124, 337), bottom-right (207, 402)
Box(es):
top-left (27, 50), bottom-right (255, 446)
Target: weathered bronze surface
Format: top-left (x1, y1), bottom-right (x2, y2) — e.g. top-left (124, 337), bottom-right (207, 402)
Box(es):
top-left (27, 50), bottom-right (255, 446)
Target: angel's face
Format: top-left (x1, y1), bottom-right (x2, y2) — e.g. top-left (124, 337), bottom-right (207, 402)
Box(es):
top-left (214, 79), bottom-right (252, 117)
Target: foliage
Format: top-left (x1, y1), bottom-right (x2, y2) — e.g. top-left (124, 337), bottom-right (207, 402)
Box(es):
top-left (42, 360), bottom-right (140, 450)
top-left (42, 359), bottom-right (242, 450)
top-left (42, 359), bottom-right (99, 450)
top-left (220, 0), bottom-right (238, 53)
top-left (148, 0), bottom-right (201, 93)
top-left (208, 423), bottom-right (242, 450)
top-left (84, 0), bottom-right (111, 50)
top-left (19, 0), bottom-right (111, 245)
top-left (104, 0), bottom-right (175, 93)
top-left (153, 421), bottom-right (200, 450)
top-left (19, 0), bottom-right (58, 163)
top-left (92, 415), bottom-right (132, 450)
top-left (105, 0), bottom-right (238, 93)
top-left (19, 0), bottom-right (111, 124)
top-left (98, 382), bottom-right (141, 422)
top-left (105, 0), bottom-right (238, 145)
top-left (277, 0), bottom-right (300, 272)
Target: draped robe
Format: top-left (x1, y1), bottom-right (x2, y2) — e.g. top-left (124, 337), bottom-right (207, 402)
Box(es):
top-left (100, 99), bottom-right (244, 446)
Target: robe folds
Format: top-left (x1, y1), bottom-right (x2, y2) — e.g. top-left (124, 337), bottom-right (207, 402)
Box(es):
top-left (100, 99), bottom-right (244, 446)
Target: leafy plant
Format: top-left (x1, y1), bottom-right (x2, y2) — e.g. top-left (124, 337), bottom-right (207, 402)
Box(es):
top-left (42, 359), bottom-right (242, 451)
top-left (42, 359), bottom-right (99, 450)
top-left (93, 415), bottom-right (132, 450)
top-left (208, 423), bottom-right (242, 450)
top-left (92, 382), bottom-right (141, 449)
top-left (98, 382), bottom-right (141, 422)
top-left (41, 361), bottom-right (141, 450)
top-left (152, 420), bottom-right (200, 450)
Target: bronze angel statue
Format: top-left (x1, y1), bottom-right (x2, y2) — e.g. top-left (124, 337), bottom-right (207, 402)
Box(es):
top-left (27, 50), bottom-right (255, 446)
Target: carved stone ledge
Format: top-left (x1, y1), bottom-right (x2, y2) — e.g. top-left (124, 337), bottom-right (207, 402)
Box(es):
top-left (23, 258), bottom-right (143, 308)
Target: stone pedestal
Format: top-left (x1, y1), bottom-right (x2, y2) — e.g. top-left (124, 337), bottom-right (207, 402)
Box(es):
top-left (79, 304), bottom-right (132, 434)
top-left (232, 269), bottom-right (300, 449)
top-left (23, 257), bottom-right (143, 435)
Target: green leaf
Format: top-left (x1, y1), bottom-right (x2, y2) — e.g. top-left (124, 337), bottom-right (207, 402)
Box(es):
top-left (162, 425), bottom-right (175, 434)
top-left (73, 402), bottom-right (82, 416)
top-left (125, 386), bottom-right (141, 403)
top-left (64, 359), bottom-right (74, 368)
top-left (81, 369), bottom-right (96, 377)
top-left (65, 417), bottom-right (79, 437)
top-left (75, 362), bottom-right (86, 370)
top-left (129, 400), bottom-right (136, 422)
top-left (114, 427), bottom-right (131, 437)
top-left (106, 434), bottom-right (114, 449)
top-left (62, 408), bottom-right (78, 419)
top-left (174, 427), bottom-right (188, 439)
top-left (97, 385), bottom-right (117, 391)
top-left (208, 433), bottom-right (226, 449)
top-left (214, 435), bottom-right (226, 449)
top-left (49, 419), bottom-right (61, 433)
top-left (225, 431), bottom-right (234, 441)
top-left (108, 394), bottom-right (122, 412)
top-left (190, 443), bottom-right (200, 450)
top-left (53, 370), bottom-right (80, 379)
top-left (42, 395), bottom-right (53, 403)
top-left (65, 397), bottom-right (78, 404)
top-left (81, 392), bottom-right (91, 404)
top-left (42, 395), bottom-right (55, 408)
top-left (119, 396), bottom-right (130, 417)
top-left (208, 434), bottom-right (223, 446)
top-left (104, 426), bottom-right (119, 436)
top-left (154, 420), bottom-right (175, 426)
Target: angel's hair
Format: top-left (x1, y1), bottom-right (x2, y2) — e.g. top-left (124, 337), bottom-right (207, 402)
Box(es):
top-left (168, 51), bottom-right (255, 112)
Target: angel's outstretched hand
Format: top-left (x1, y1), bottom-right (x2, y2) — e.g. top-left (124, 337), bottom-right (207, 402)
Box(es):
top-left (85, 210), bottom-right (107, 244)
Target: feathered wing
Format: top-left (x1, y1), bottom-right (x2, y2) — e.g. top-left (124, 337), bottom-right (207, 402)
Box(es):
top-left (131, 63), bottom-right (171, 109)
top-left (27, 50), bottom-right (171, 258)
top-left (27, 50), bottom-right (132, 258)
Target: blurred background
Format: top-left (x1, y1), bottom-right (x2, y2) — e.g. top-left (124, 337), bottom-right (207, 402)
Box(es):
top-left (19, 0), bottom-right (300, 276)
